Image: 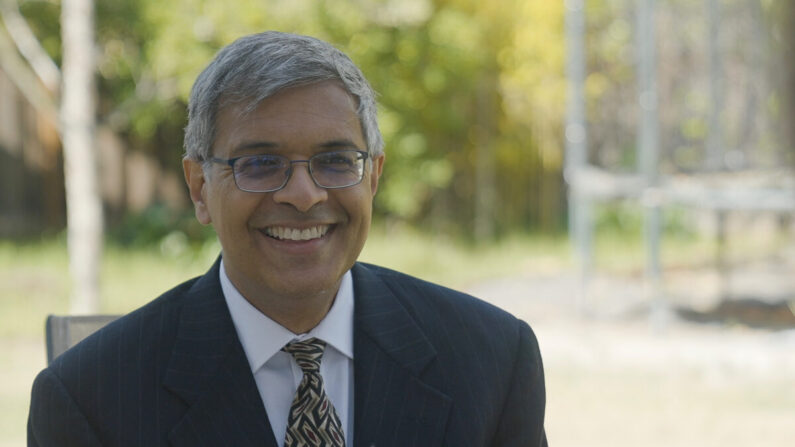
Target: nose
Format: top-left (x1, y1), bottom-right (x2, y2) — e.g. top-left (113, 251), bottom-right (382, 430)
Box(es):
top-left (272, 163), bottom-right (328, 212)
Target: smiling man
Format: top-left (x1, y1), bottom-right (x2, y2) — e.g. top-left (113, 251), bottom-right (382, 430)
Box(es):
top-left (187, 80), bottom-right (380, 334)
top-left (28, 32), bottom-right (547, 447)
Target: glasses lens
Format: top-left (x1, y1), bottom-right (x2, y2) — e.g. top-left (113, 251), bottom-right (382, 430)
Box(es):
top-left (310, 151), bottom-right (366, 188)
top-left (233, 155), bottom-right (288, 192)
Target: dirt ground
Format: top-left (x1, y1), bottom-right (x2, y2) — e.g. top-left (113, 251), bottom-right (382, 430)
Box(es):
top-left (467, 266), bottom-right (795, 447)
top-left (4, 266), bottom-right (794, 447)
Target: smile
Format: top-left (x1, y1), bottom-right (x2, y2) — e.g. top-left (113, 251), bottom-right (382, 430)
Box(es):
top-left (264, 225), bottom-right (330, 241)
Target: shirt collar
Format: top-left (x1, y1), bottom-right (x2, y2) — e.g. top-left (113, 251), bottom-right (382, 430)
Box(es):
top-left (220, 259), bottom-right (354, 373)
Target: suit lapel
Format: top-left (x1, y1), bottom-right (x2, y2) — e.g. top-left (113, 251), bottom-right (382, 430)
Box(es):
top-left (160, 260), bottom-right (452, 446)
top-left (352, 263), bottom-right (452, 447)
top-left (163, 259), bottom-right (277, 447)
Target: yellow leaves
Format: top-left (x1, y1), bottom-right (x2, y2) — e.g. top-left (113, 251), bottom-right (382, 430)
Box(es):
top-left (396, 38), bottom-right (420, 64)
top-left (422, 66), bottom-right (447, 93)
top-left (497, 0), bottom-right (566, 172)
top-left (682, 117), bottom-right (707, 140)
top-left (363, 0), bottom-right (433, 26)
top-left (428, 7), bottom-right (485, 60)
top-left (69, 0), bottom-right (585, 229)
top-left (397, 133), bottom-right (428, 158)
top-left (349, 30), bottom-right (391, 55)
top-left (586, 72), bottom-right (610, 99)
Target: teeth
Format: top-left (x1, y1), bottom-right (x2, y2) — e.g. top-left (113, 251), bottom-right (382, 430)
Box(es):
top-left (265, 225), bottom-right (329, 241)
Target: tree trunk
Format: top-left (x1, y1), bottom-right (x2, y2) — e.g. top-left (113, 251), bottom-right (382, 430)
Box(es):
top-left (61, 0), bottom-right (102, 314)
top-left (474, 75), bottom-right (497, 242)
top-left (786, 1), bottom-right (795, 161)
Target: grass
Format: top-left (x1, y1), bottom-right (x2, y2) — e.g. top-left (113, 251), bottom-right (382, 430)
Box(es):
top-left (2, 225), bottom-right (793, 447)
top-left (0, 239), bottom-right (217, 338)
top-left (545, 363), bottom-right (795, 447)
top-left (0, 229), bottom-right (570, 337)
top-left (2, 222), bottom-right (787, 337)
top-left (2, 229), bottom-right (570, 446)
top-left (361, 225), bottom-right (571, 286)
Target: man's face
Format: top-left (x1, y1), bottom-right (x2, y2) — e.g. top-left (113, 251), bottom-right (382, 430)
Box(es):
top-left (184, 81), bottom-right (384, 305)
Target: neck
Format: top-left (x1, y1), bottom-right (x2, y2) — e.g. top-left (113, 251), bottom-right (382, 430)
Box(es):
top-left (232, 278), bottom-right (340, 335)
top-left (251, 292), bottom-right (337, 334)
top-left (220, 261), bottom-right (344, 333)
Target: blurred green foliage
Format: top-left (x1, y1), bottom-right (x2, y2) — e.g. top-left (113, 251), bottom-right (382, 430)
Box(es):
top-left (108, 203), bottom-right (214, 249)
top-left (11, 0), bottom-right (795, 244)
top-left (594, 202), bottom-right (697, 240)
top-left (16, 0), bottom-right (569, 240)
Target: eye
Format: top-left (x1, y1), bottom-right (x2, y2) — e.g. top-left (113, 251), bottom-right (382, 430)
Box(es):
top-left (235, 155), bottom-right (285, 176)
top-left (242, 155), bottom-right (281, 167)
top-left (315, 151), bottom-right (359, 169)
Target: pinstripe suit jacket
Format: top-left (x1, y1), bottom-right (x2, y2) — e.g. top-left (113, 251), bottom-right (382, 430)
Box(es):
top-left (28, 260), bottom-right (547, 446)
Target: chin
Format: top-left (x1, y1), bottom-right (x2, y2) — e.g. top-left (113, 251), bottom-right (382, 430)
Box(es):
top-left (269, 268), bottom-right (343, 297)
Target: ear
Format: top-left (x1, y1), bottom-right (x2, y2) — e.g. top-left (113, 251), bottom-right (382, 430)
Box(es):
top-left (183, 158), bottom-right (212, 225)
top-left (369, 153), bottom-right (385, 196)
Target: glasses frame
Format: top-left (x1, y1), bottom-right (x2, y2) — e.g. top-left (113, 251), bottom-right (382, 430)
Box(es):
top-left (207, 150), bottom-right (370, 193)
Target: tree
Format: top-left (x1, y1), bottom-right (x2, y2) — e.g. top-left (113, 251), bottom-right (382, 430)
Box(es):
top-left (7, 0), bottom-right (571, 244)
top-left (61, 0), bottom-right (101, 313)
top-left (786, 2), bottom-right (795, 160)
top-left (1, 0), bottom-right (101, 313)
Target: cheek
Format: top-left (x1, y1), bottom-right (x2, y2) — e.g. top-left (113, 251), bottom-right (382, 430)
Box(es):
top-left (349, 196), bottom-right (374, 230)
top-left (208, 191), bottom-right (258, 234)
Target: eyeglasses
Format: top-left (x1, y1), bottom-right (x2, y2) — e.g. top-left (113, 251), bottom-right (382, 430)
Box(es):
top-left (207, 150), bottom-right (369, 193)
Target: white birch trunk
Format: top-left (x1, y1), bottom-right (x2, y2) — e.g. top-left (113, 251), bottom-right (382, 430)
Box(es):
top-left (61, 0), bottom-right (102, 313)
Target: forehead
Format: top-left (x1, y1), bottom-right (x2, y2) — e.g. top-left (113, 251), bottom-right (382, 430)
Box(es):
top-left (212, 81), bottom-right (364, 157)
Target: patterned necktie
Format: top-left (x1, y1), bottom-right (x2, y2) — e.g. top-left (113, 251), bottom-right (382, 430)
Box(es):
top-left (282, 338), bottom-right (345, 447)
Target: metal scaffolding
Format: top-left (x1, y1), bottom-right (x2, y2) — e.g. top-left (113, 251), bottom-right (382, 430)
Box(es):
top-left (564, 0), bottom-right (795, 323)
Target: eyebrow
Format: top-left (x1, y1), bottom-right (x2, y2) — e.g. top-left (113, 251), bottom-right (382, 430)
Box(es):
top-left (318, 139), bottom-right (362, 150)
top-left (230, 141), bottom-right (278, 155)
top-left (231, 139), bottom-right (362, 155)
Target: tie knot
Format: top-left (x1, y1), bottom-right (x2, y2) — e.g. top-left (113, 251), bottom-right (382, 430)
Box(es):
top-left (282, 338), bottom-right (326, 373)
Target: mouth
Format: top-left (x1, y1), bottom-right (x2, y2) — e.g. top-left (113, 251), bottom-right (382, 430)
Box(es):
top-left (262, 225), bottom-right (331, 241)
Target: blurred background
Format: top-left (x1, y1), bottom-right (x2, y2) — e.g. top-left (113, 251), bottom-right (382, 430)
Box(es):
top-left (2, 0), bottom-right (794, 445)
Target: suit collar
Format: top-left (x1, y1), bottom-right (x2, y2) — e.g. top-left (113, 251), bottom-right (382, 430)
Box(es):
top-left (163, 258), bottom-right (277, 447)
top-left (352, 263), bottom-right (437, 375)
top-left (162, 259), bottom-right (452, 446)
top-left (352, 263), bottom-right (451, 446)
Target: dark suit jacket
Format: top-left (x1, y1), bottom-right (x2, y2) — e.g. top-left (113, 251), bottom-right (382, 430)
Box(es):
top-left (28, 260), bottom-right (547, 446)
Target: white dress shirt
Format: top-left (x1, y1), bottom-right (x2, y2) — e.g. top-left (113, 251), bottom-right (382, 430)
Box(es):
top-left (220, 260), bottom-right (354, 447)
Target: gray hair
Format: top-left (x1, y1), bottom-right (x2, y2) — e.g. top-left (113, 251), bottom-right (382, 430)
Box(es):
top-left (183, 31), bottom-right (383, 161)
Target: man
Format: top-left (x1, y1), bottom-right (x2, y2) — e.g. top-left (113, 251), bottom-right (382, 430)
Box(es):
top-left (28, 31), bottom-right (547, 446)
